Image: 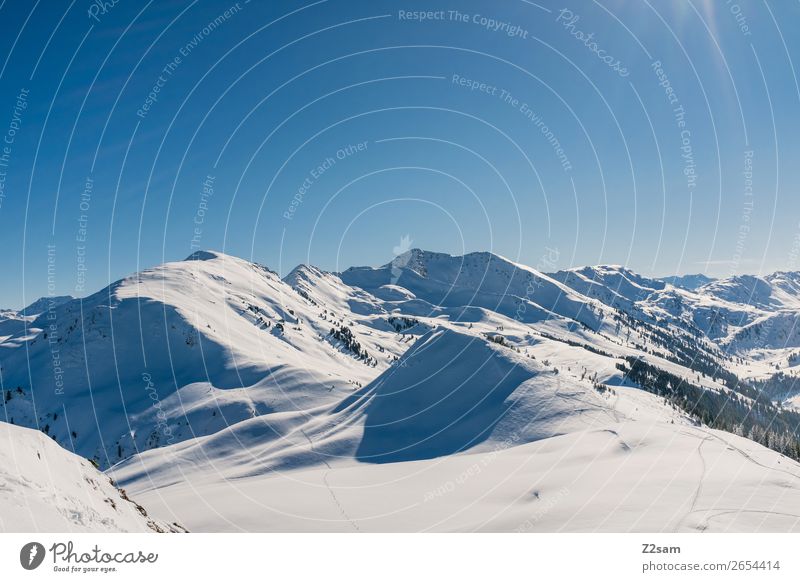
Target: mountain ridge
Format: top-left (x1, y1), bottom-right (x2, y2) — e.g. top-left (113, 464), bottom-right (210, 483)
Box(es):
top-left (3, 248), bottom-right (800, 467)
top-left (5, 248), bottom-right (800, 532)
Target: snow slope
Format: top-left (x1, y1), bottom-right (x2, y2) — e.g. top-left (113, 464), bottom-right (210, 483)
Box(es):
top-left (113, 398), bottom-right (800, 532)
top-left (0, 421), bottom-right (183, 532)
top-left (110, 326), bottom-right (634, 486)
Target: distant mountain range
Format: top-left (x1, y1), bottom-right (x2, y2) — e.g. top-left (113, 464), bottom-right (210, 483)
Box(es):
top-left (3, 249), bottom-right (800, 532)
top-left (659, 273), bottom-right (716, 291)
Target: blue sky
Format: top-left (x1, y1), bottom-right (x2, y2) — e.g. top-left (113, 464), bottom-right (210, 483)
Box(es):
top-left (1, 0), bottom-right (799, 307)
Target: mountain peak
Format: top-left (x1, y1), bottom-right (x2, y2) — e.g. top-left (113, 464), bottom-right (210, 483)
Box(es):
top-left (660, 273), bottom-right (716, 291)
top-left (19, 295), bottom-right (74, 316)
top-left (568, 264), bottom-right (631, 276)
top-left (184, 249), bottom-right (226, 262)
top-left (283, 263), bottom-right (329, 288)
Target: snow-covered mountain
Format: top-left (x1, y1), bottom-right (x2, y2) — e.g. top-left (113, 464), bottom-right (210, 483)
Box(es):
top-left (0, 251), bottom-right (413, 468)
top-left (0, 421), bottom-right (183, 532)
top-left (341, 249), bottom-right (608, 329)
top-left (660, 273), bottom-right (716, 291)
top-left (0, 295), bottom-right (74, 343)
top-left (4, 248), bottom-right (800, 532)
top-left (19, 295), bottom-right (74, 316)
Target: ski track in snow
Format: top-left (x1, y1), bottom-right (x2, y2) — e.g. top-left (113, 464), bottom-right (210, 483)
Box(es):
top-left (301, 428), bottom-right (360, 532)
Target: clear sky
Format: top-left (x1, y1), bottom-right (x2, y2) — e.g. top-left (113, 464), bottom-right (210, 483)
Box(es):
top-left (0, 0), bottom-right (799, 308)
